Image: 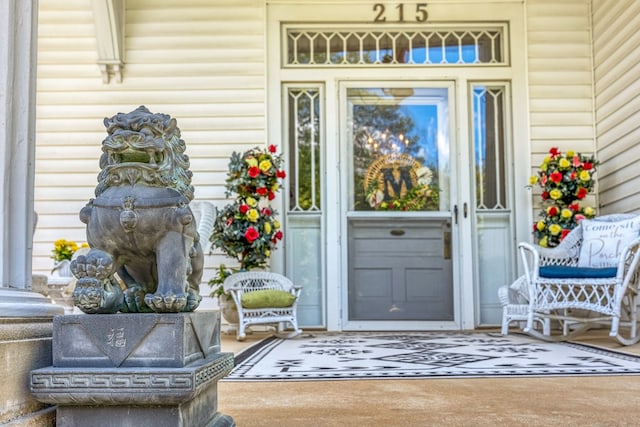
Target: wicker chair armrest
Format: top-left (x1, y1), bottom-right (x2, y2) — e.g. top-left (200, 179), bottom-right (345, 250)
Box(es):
top-left (497, 286), bottom-right (511, 306)
top-left (619, 237), bottom-right (640, 281)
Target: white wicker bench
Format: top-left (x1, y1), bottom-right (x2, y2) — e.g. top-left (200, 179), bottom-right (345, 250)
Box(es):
top-left (223, 271), bottom-right (302, 341)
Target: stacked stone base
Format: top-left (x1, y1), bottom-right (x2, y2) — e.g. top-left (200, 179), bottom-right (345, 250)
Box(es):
top-left (31, 311), bottom-right (234, 427)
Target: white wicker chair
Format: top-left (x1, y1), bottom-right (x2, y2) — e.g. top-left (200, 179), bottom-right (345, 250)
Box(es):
top-left (498, 275), bottom-right (550, 335)
top-left (223, 271), bottom-right (302, 341)
top-left (519, 214), bottom-right (640, 345)
top-left (191, 200), bottom-right (216, 254)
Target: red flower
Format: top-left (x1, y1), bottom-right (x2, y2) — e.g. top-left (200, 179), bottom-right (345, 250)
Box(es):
top-left (268, 144), bottom-right (277, 153)
top-left (576, 187), bottom-right (588, 199)
top-left (549, 147), bottom-right (561, 158)
top-left (572, 155), bottom-right (582, 167)
top-left (547, 206), bottom-right (558, 216)
top-left (239, 204), bottom-right (249, 214)
top-left (583, 162), bottom-right (593, 170)
top-left (256, 187), bottom-right (268, 196)
top-left (248, 166), bottom-right (260, 178)
top-left (550, 172), bottom-right (563, 184)
top-left (276, 170), bottom-right (286, 179)
top-left (275, 230), bottom-right (283, 240)
top-left (561, 229), bottom-right (571, 240)
top-left (261, 207), bottom-right (272, 216)
top-left (244, 227), bottom-right (259, 243)
top-left (570, 171), bottom-right (577, 180)
top-left (568, 203), bottom-right (579, 212)
top-left (268, 191), bottom-right (275, 201)
top-left (226, 217), bottom-right (233, 226)
top-left (541, 191), bottom-right (549, 200)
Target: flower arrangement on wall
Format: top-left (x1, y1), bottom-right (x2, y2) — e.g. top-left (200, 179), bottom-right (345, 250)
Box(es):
top-left (529, 147), bottom-right (598, 247)
top-left (209, 145), bottom-right (286, 297)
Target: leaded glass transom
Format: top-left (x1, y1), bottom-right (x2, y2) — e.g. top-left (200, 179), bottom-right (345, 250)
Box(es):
top-left (285, 25), bottom-right (506, 66)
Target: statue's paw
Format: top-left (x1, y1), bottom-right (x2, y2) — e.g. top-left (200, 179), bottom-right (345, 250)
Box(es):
top-left (123, 287), bottom-right (152, 313)
top-left (71, 249), bottom-right (114, 280)
top-left (186, 290), bottom-right (202, 312)
top-left (144, 293), bottom-right (187, 313)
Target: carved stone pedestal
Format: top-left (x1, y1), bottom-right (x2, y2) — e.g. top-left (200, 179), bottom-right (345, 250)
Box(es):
top-left (30, 311), bottom-right (235, 427)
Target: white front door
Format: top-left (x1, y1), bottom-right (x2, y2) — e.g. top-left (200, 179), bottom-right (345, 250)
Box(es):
top-left (340, 82), bottom-right (461, 330)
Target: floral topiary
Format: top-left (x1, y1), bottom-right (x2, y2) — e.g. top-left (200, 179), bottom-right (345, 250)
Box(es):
top-left (529, 147), bottom-right (598, 247)
top-left (209, 145), bottom-right (286, 297)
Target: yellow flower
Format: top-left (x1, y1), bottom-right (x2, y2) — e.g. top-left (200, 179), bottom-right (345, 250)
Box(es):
top-left (247, 209), bottom-right (259, 222)
top-left (273, 220), bottom-right (281, 229)
top-left (536, 220), bottom-right (546, 231)
top-left (579, 170), bottom-right (591, 181)
top-left (566, 150), bottom-right (575, 157)
top-left (561, 208), bottom-right (573, 219)
top-left (271, 184), bottom-right (279, 192)
top-left (549, 189), bottom-right (562, 200)
top-left (259, 160), bottom-right (272, 173)
top-left (529, 175), bottom-right (538, 185)
top-left (584, 206), bottom-right (595, 216)
top-left (549, 224), bottom-right (563, 236)
top-left (246, 197), bottom-right (257, 207)
top-left (380, 202), bottom-right (388, 209)
top-left (245, 157), bottom-right (258, 167)
top-left (540, 162), bottom-right (548, 172)
top-left (264, 249), bottom-right (271, 258)
top-left (539, 236), bottom-right (548, 247)
top-left (264, 222), bottom-right (272, 234)
top-left (558, 158), bottom-right (571, 169)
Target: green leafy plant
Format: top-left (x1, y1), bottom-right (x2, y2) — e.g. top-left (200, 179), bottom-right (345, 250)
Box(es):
top-left (529, 147), bottom-right (598, 247)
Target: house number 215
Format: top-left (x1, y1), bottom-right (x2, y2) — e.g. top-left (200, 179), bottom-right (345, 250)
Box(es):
top-left (373, 3), bottom-right (429, 23)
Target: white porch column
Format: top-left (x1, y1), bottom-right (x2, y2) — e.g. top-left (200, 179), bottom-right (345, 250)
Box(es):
top-left (0, 0), bottom-right (39, 290)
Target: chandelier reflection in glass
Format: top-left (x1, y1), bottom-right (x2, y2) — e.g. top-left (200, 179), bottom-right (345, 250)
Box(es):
top-left (360, 126), bottom-right (410, 155)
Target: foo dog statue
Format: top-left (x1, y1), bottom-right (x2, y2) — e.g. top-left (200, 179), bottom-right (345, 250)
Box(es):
top-left (71, 106), bottom-right (203, 314)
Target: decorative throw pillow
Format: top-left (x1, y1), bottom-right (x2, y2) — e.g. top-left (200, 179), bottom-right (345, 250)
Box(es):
top-left (241, 289), bottom-right (296, 309)
top-left (577, 216), bottom-right (640, 268)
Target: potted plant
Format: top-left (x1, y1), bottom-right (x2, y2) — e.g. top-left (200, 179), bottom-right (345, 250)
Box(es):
top-left (529, 147), bottom-right (598, 247)
top-left (51, 239), bottom-right (88, 277)
top-left (209, 145), bottom-right (286, 323)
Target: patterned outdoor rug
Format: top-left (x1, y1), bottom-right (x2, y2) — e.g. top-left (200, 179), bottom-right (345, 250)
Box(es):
top-left (224, 331), bottom-right (640, 381)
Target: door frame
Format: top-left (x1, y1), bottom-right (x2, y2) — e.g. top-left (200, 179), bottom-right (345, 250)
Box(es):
top-left (266, 1), bottom-right (531, 331)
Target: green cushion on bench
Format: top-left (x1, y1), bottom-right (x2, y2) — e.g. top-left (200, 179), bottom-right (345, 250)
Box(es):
top-left (241, 289), bottom-right (296, 309)
top-left (539, 265), bottom-right (617, 279)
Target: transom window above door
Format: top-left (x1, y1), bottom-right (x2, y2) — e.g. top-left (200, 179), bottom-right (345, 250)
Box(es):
top-left (284, 24), bottom-right (508, 66)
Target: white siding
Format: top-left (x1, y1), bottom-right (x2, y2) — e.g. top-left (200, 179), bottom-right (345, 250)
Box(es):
top-left (592, 0), bottom-right (640, 214)
top-left (525, 0), bottom-right (596, 213)
top-left (33, 0), bottom-right (266, 283)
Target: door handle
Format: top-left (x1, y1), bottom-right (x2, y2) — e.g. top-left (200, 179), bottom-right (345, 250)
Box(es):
top-left (454, 205), bottom-right (458, 224)
top-left (464, 202), bottom-right (468, 218)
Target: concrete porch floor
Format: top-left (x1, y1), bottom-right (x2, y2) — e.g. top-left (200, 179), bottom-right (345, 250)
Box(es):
top-left (218, 328), bottom-right (640, 426)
